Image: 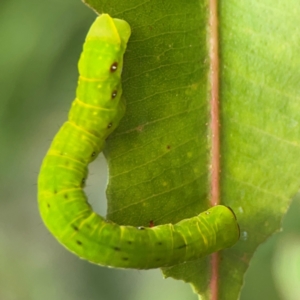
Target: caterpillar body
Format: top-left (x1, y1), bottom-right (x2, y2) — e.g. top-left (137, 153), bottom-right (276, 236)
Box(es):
top-left (37, 14), bottom-right (240, 269)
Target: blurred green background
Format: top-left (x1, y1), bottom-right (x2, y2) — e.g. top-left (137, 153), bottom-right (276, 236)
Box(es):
top-left (1, 0), bottom-right (300, 299)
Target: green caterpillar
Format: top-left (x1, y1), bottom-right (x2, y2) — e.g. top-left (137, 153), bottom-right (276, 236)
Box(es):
top-left (37, 14), bottom-right (240, 269)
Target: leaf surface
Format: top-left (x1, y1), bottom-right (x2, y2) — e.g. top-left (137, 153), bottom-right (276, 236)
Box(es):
top-left (84, 0), bottom-right (300, 298)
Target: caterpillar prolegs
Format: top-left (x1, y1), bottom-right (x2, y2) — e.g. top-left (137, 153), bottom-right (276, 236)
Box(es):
top-left (37, 14), bottom-right (240, 269)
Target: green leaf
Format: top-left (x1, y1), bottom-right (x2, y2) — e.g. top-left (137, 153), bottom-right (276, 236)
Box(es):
top-left (84, 0), bottom-right (300, 299)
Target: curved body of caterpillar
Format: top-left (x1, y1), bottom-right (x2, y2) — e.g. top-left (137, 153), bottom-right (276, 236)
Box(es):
top-left (37, 14), bottom-right (240, 269)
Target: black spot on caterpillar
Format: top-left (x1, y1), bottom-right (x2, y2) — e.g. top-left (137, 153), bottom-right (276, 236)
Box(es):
top-left (72, 225), bottom-right (79, 231)
top-left (37, 14), bottom-right (240, 269)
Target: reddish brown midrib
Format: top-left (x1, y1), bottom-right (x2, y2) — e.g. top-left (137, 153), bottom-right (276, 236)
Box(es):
top-left (209, 0), bottom-right (220, 299)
